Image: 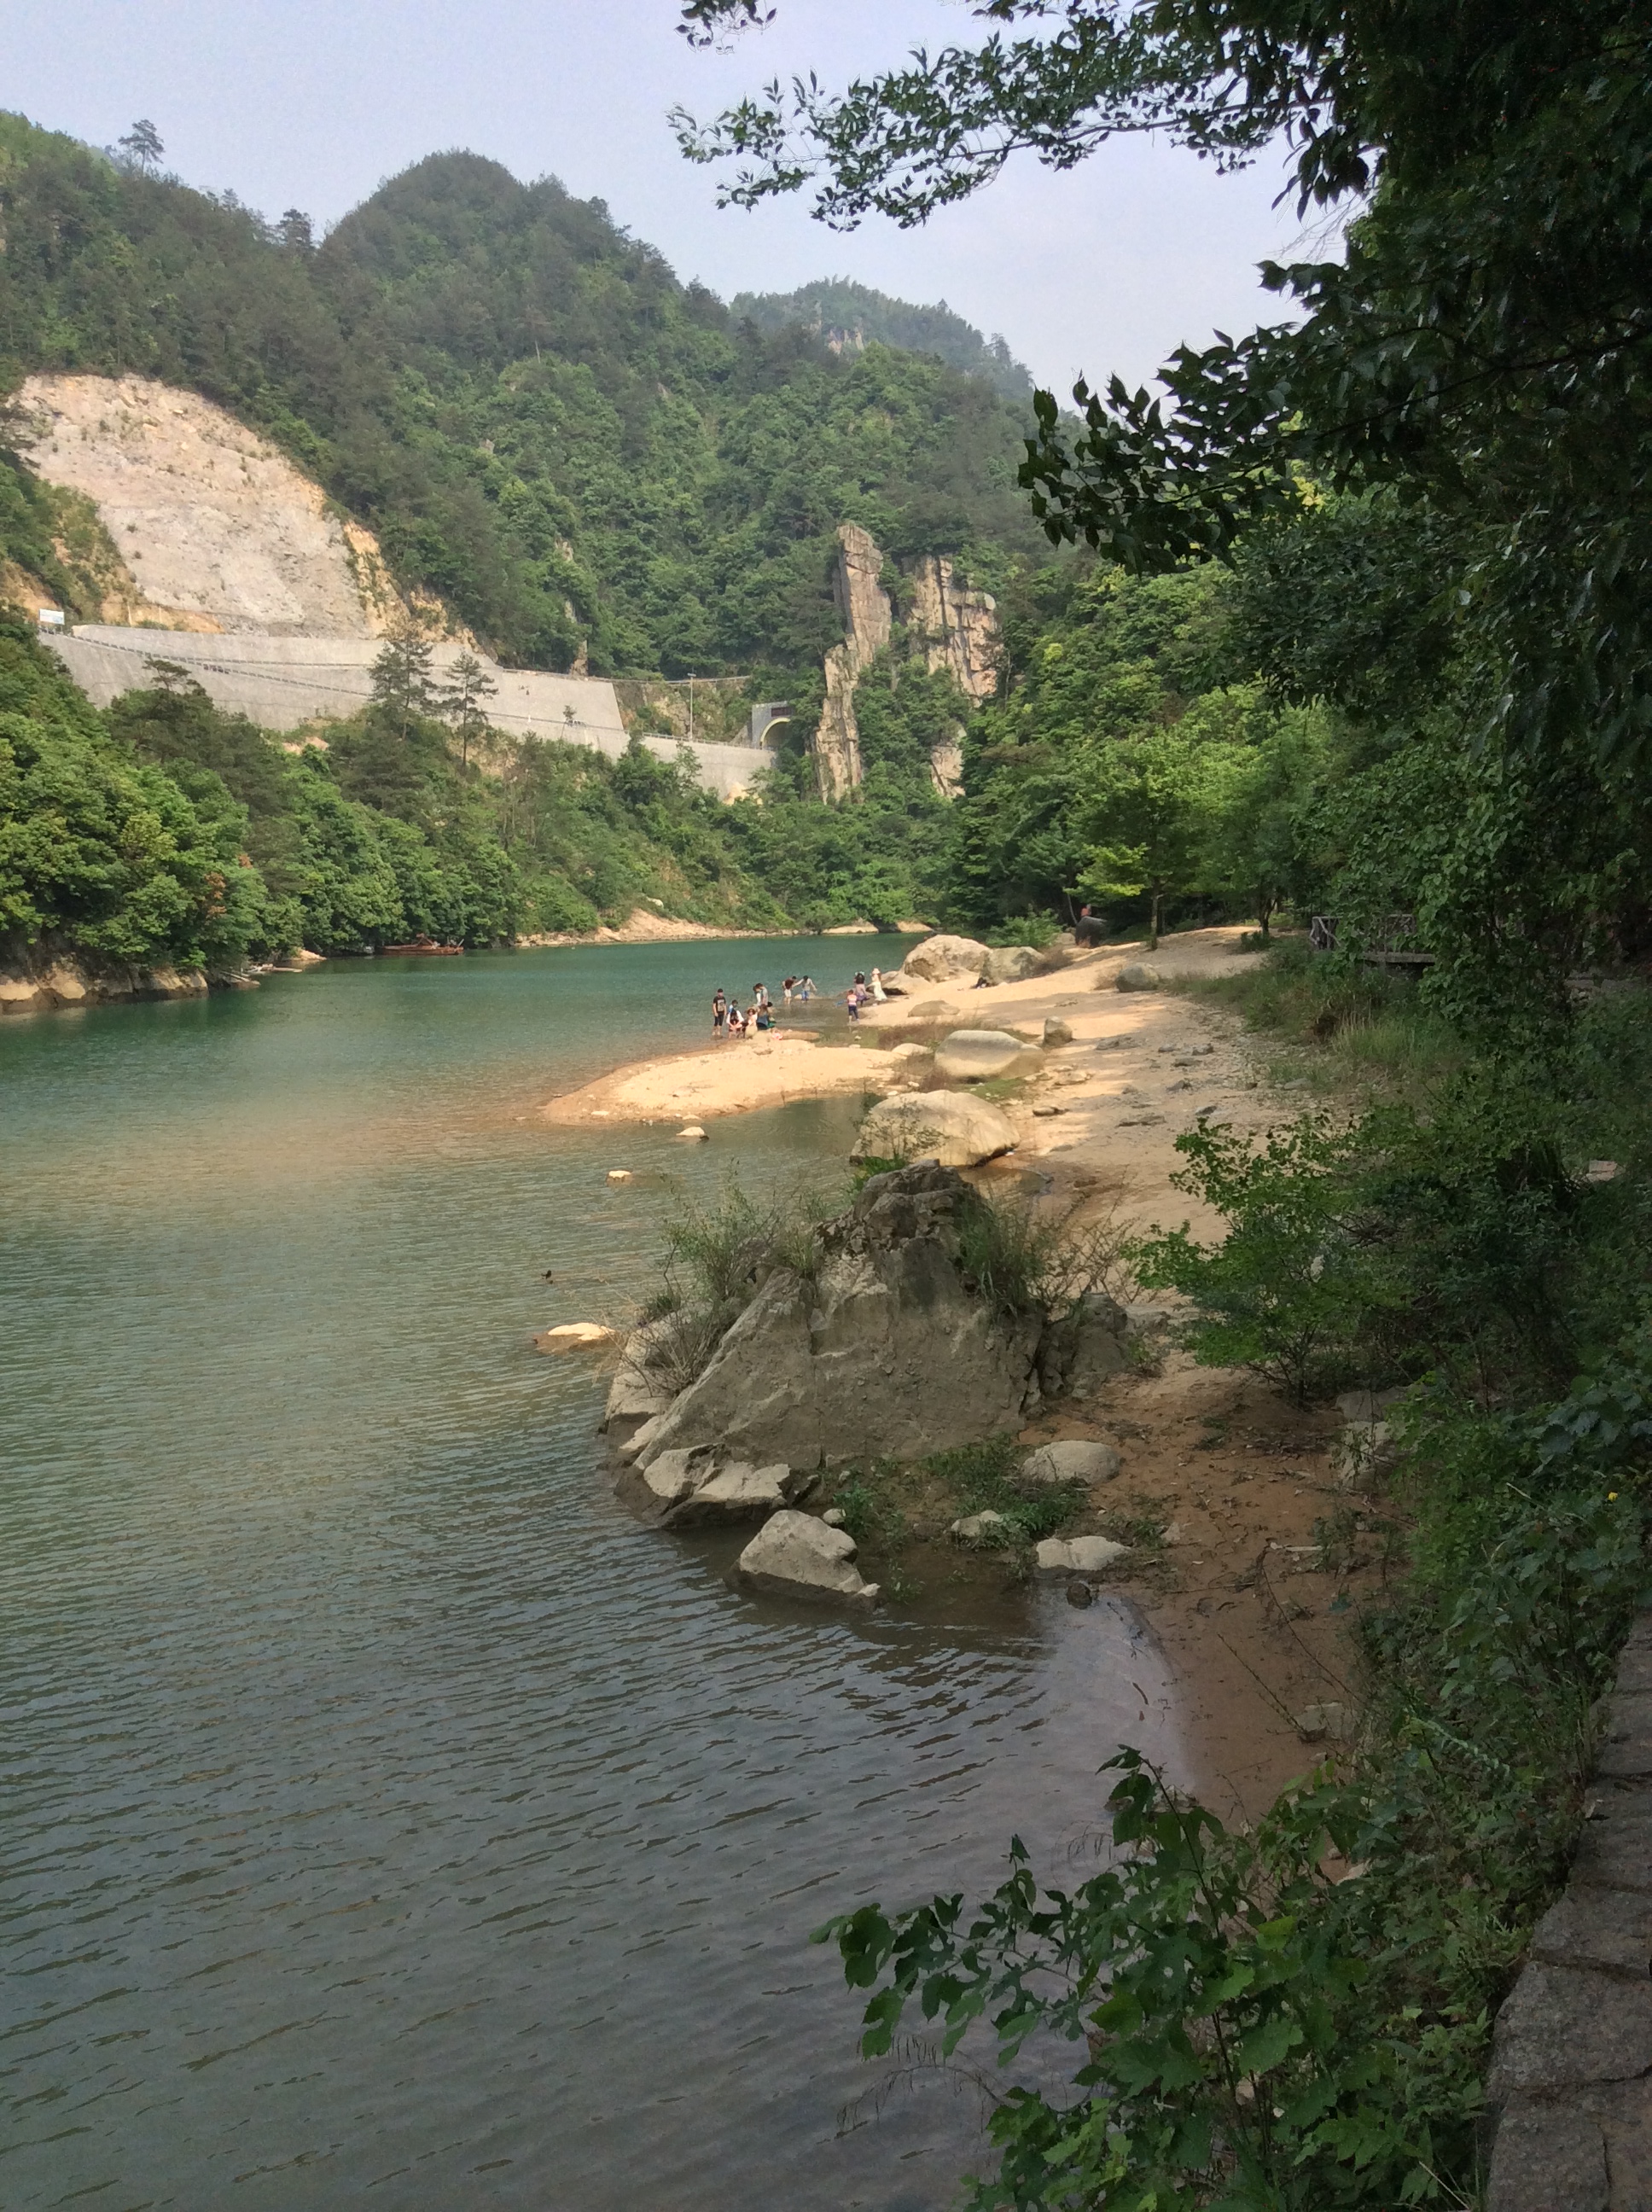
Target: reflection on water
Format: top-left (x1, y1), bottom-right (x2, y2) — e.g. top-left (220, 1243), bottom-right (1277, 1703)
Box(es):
top-left (0, 944), bottom-right (1184, 2209)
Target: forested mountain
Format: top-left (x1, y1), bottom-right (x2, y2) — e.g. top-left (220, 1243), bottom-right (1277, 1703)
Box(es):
top-left (730, 279), bottom-right (1033, 401)
top-left (0, 115), bottom-right (1043, 678)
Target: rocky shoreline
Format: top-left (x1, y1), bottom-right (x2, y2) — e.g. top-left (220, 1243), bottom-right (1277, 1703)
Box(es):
top-left (601, 1161), bottom-right (1142, 1606)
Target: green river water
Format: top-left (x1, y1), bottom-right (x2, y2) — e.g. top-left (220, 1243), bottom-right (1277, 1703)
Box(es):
top-left (0, 940), bottom-right (1182, 2211)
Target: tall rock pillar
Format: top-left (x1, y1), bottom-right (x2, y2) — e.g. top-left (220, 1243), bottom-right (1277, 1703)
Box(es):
top-left (811, 522), bottom-right (892, 802)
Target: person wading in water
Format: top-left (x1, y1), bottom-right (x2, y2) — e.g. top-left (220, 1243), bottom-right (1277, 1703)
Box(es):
top-left (712, 988), bottom-right (727, 1039)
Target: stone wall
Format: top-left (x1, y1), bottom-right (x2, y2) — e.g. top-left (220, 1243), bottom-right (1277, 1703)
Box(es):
top-left (1486, 1607), bottom-right (1652, 2209)
top-left (45, 628), bottom-right (773, 801)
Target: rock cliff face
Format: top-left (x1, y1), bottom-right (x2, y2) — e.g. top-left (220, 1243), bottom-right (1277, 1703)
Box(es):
top-left (813, 523), bottom-right (893, 802)
top-left (810, 525), bottom-right (1000, 801)
top-left (14, 374), bottom-right (409, 636)
top-left (905, 556), bottom-right (1000, 698)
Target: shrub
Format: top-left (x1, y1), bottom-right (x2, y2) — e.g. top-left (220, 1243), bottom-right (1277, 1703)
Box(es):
top-left (956, 1188), bottom-right (1131, 1324)
top-left (817, 1359), bottom-right (1652, 2211)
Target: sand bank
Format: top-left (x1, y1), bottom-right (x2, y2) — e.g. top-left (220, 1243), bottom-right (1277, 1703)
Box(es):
top-left (542, 1030), bottom-right (881, 1126)
top-left (548, 924), bottom-right (1360, 1819)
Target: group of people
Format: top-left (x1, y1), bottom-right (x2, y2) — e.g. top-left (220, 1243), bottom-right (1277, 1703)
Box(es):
top-left (843, 968), bottom-right (888, 1022)
top-left (711, 976), bottom-right (817, 1040)
top-left (711, 965), bottom-right (890, 1039)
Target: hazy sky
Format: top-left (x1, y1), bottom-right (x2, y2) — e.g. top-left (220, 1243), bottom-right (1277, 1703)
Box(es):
top-left (3, 0), bottom-right (1309, 393)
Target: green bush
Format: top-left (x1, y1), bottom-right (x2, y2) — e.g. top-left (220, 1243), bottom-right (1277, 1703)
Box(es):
top-left (818, 1363), bottom-right (1652, 2210)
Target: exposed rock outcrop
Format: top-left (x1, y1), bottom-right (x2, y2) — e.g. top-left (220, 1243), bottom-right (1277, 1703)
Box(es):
top-left (15, 373), bottom-right (407, 635)
top-left (628, 1164), bottom-right (1055, 1474)
top-left (813, 523), bottom-right (891, 801)
top-left (905, 554), bottom-right (1001, 701)
top-left (810, 526), bottom-right (1001, 802)
top-left (0, 952), bottom-right (214, 1015)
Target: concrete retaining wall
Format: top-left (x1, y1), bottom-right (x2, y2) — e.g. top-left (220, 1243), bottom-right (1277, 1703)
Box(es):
top-left (1486, 1608), bottom-right (1652, 2209)
top-left (45, 628), bottom-right (774, 800)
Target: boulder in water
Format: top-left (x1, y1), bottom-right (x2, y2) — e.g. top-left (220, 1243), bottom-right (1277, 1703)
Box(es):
top-left (735, 1511), bottom-right (880, 1605)
top-left (535, 1321), bottom-right (617, 1352)
top-left (634, 1163), bottom-right (1041, 1470)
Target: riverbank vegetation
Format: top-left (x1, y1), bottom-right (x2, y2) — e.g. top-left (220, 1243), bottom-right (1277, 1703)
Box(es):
top-left (674, 1), bottom-right (1652, 2202)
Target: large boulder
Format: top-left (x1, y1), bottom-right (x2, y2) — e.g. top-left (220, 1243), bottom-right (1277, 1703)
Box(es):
top-left (1021, 1439), bottom-right (1122, 1487)
top-left (852, 1091), bottom-right (1018, 1170)
top-left (736, 1511), bottom-right (880, 1605)
top-left (900, 934), bottom-right (992, 985)
top-left (981, 944), bottom-right (1042, 986)
top-left (934, 1028), bottom-right (1036, 1082)
top-left (634, 1164), bottom-right (1042, 1470)
top-left (1116, 963), bottom-right (1163, 992)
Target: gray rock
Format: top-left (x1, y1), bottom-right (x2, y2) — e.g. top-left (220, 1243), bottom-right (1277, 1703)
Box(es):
top-left (950, 1510), bottom-right (1007, 1542)
top-left (1036, 1293), bottom-right (1131, 1402)
top-left (637, 1164), bottom-right (1044, 1471)
top-left (1116, 963), bottom-right (1163, 992)
top-left (1021, 1439), bottom-right (1122, 1487)
top-left (1066, 1580), bottom-right (1094, 1608)
top-left (981, 944), bottom-right (1041, 986)
top-left (603, 1316), bottom-right (687, 1432)
top-left (852, 1089), bottom-right (1018, 1169)
top-left (662, 1459), bottom-right (796, 1528)
top-left (1532, 1885), bottom-right (1652, 1977)
top-left (1031, 1103), bottom-right (1065, 1117)
top-left (637, 1447), bottom-right (711, 1506)
top-left (736, 1510), bottom-right (880, 1605)
top-left (1042, 1016), bottom-right (1073, 1046)
top-left (821, 1507), bottom-right (848, 1528)
top-left (617, 1410), bottom-right (668, 1464)
top-left (1489, 1963), bottom-right (1652, 2097)
top-left (899, 934), bottom-right (992, 985)
top-left (1486, 2100), bottom-right (1608, 2212)
top-left (1294, 1701), bottom-right (1353, 1743)
top-left (934, 1028), bottom-right (1035, 1081)
top-left (1035, 1534), bottom-right (1129, 1575)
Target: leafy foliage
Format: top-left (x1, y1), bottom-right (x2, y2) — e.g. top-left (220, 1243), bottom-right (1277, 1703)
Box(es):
top-left (731, 277), bottom-right (1032, 400)
top-left (0, 115), bottom-right (1043, 678)
top-left (817, 1365), bottom-right (1652, 2210)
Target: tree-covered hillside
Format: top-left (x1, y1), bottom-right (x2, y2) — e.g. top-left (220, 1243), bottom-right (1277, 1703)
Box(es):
top-left (0, 115), bottom-right (1044, 678)
top-left (730, 278), bottom-right (1032, 400)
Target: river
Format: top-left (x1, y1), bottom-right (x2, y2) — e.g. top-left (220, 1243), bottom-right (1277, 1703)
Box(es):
top-left (0, 940), bottom-right (1184, 2211)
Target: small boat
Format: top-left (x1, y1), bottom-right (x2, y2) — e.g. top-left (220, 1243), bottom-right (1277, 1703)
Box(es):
top-left (381, 937), bottom-right (464, 956)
